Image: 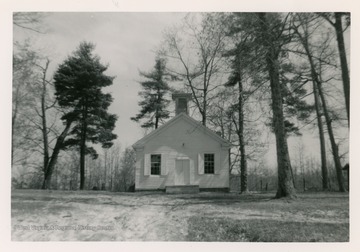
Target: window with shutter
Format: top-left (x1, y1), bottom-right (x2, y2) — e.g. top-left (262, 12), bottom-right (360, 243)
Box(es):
top-left (204, 154), bottom-right (215, 174)
top-left (150, 154), bottom-right (161, 175)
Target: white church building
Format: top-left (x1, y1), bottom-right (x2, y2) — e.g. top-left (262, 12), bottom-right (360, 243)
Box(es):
top-left (132, 93), bottom-right (231, 193)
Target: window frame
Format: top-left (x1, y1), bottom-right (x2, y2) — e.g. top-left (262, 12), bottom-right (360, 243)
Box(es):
top-left (150, 154), bottom-right (161, 175)
top-left (204, 153), bottom-right (215, 174)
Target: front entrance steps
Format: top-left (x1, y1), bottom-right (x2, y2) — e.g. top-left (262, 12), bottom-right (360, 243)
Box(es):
top-left (165, 185), bottom-right (199, 194)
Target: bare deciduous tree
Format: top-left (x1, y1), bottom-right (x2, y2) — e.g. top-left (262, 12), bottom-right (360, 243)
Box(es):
top-left (318, 12), bottom-right (350, 125)
top-left (119, 148), bottom-right (136, 192)
top-left (13, 12), bottom-right (46, 34)
top-left (290, 13), bottom-right (330, 190)
top-left (290, 13), bottom-right (346, 192)
top-left (163, 13), bottom-right (228, 126)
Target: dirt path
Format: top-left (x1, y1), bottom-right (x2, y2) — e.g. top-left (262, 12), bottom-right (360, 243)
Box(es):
top-left (11, 190), bottom-right (349, 241)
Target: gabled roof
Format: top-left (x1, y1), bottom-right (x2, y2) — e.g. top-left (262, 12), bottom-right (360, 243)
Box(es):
top-left (132, 112), bottom-right (232, 149)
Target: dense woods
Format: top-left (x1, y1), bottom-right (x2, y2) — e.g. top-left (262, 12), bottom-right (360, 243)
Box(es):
top-left (12, 12), bottom-right (349, 196)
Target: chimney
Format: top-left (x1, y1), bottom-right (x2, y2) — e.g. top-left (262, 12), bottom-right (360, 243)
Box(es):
top-left (172, 93), bottom-right (192, 116)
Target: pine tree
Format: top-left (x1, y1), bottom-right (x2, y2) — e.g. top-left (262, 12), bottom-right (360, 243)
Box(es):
top-left (131, 57), bottom-right (170, 129)
top-left (278, 62), bottom-right (314, 136)
top-left (53, 42), bottom-right (117, 190)
top-left (257, 13), bottom-right (296, 198)
top-left (224, 37), bottom-right (253, 194)
top-left (226, 13), bottom-right (299, 197)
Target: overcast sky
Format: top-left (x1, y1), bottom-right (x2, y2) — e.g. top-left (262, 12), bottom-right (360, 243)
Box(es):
top-left (14, 12), bottom-right (187, 148)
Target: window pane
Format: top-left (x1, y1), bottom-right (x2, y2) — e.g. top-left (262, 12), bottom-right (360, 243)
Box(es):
top-left (151, 154), bottom-right (161, 162)
top-left (205, 154), bottom-right (214, 162)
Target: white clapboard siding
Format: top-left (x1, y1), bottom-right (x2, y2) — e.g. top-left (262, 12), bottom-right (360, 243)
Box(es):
top-left (144, 154), bottom-right (150, 176)
top-left (215, 152), bottom-right (221, 174)
top-left (198, 153), bottom-right (204, 175)
top-left (161, 154), bottom-right (167, 175)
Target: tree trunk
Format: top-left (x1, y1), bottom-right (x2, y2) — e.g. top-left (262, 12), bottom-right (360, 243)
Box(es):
top-left (11, 81), bottom-right (22, 166)
top-left (11, 105), bottom-right (18, 166)
top-left (334, 13), bottom-right (350, 126)
top-left (258, 13), bottom-right (296, 198)
top-left (202, 92), bottom-right (207, 126)
top-left (42, 119), bottom-right (73, 189)
top-left (155, 87), bottom-right (160, 129)
top-left (80, 104), bottom-right (88, 190)
top-left (316, 81), bottom-right (346, 192)
top-left (297, 22), bottom-right (345, 192)
top-left (202, 64), bottom-right (208, 126)
top-left (312, 81), bottom-right (329, 190)
top-left (41, 60), bottom-right (50, 175)
top-left (80, 138), bottom-right (86, 190)
top-left (238, 75), bottom-right (248, 193)
top-left (155, 116), bottom-right (159, 129)
top-left (292, 15), bottom-right (330, 191)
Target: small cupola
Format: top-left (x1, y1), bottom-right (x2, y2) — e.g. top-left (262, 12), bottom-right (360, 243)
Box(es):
top-left (172, 93), bottom-right (192, 116)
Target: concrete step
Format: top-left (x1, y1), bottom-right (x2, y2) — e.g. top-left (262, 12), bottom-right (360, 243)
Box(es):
top-left (165, 185), bottom-right (199, 194)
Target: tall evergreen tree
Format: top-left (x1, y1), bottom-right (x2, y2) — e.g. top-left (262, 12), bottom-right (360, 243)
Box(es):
top-left (226, 13), bottom-right (301, 197)
top-left (131, 57), bottom-right (170, 129)
top-left (53, 42), bottom-right (117, 190)
top-left (256, 13), bottom-right (297, 198)
top-left (224, 35), bottom-right (253, 193)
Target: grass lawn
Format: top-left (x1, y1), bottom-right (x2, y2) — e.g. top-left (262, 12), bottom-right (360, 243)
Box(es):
top-left (11, 190), bottom-right (349, 241)
top-left (187, 217), bottom-right (349, 242)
